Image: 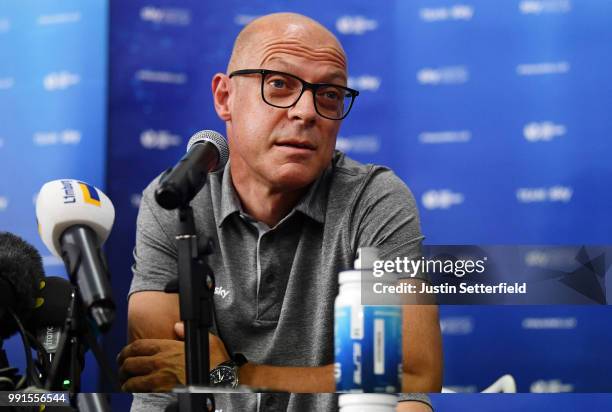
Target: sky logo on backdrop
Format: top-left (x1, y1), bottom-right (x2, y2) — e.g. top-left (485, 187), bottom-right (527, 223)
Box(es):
top-left (522, 246), bottom-right (610, 305)
top-left (0, 18), bottom-right (10, 33)
top-left (130, 194), bottom-right (142, 209)
top-left (140, 6), bottom-right (191, 26)
top-left (530, 379), bottom-right (574, 393)
top-left (417, 66), bottom-right (469, 85)
top-left (0, 77), bottom-right (14, 90)
top-left (136, 70), bottom-right (187, 85)
top-left (336, 16), bottom-right (378, 35)
top-left (140, 129), bottom-right (182, 150)
top-left (33, 129), bottom-right (81, 146)
top-left (43, 71), bottom-right (80, 91)
top-left (37, 12), bottom-right (81, 26)
top-left (522, 317), bottom-right (577, 330)
top-left (516, 186), bottom-right (573, 203)
top-left (440, 317), bottom-right (474, 335)
top-left (419, 5), bottom-right (474, 22)
top-left (348, 75), bottom-right (381, 92)
top-left (524, 249), bottom-right (575, 268)
top-left (516, 61), bottom-right (570, 76)
top-left (336, 135), bottom-right (380, 154)
top-left (0, 196), bottom-right (7, 211)
top-left (523, 122), bottom-right (566, 142)
top-left (519, 0), bottom-right (571, 14)
top-left (422, 189), bottom-right (464, 210)
top-left (419, 130), bottom-right (471, 144)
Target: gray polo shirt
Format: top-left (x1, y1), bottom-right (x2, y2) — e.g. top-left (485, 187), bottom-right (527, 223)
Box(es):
top-left (129, 151), bottom-right (428, 412)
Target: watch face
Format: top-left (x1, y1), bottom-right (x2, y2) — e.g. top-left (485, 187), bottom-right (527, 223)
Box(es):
top-left (211, 365), bottom-right (235, 386)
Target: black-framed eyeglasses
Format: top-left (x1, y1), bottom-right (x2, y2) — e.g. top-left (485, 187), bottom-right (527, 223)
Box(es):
top-left (228, 69), bottom-right (359, 120)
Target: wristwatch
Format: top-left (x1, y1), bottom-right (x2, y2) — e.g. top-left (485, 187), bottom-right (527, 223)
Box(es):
top-left (209, 353), bottom-right (248, 388)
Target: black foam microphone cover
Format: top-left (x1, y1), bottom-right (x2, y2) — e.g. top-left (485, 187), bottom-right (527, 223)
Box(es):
top-left (0, 232), bottom-right (45, 338)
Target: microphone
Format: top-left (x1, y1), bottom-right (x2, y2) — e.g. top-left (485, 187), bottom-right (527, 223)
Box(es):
top-left (0, 232), bottom-right (45, 339)
top-left (35, 179), bottom-right (116, 332)
top-left (28, 276), bottom-right (84, 386)
top-left (28, 277), bottom-right (74, 367)
top-left (155, 130), bottom-right (229, 210)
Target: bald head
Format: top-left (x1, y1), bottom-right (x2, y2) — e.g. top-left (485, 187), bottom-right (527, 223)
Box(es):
top-left (227, 13), bottom-right (347, 74)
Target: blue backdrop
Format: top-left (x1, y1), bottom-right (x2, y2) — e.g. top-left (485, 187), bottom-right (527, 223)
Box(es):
top-left (0, 0), bottom-right (108, 392)
top-left (1, 0), bottom-right (612, 408)
top-left (105, 0), bottom-right (612, 396)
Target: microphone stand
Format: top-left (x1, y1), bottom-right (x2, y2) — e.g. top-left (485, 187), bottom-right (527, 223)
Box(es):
top-left (44, 286), bottom-right (119, 392)
top-left (164, 204), bottom-right (215, 412)
top-left (0, 341), bottom-right (22, 390)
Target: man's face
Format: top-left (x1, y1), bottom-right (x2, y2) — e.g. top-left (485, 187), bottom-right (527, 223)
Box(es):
top-left (225, 26), bottom-right (347, 192)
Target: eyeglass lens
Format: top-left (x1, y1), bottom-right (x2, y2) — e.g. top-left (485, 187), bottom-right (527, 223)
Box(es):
top-left (262, 72), bottom-right (352, 120)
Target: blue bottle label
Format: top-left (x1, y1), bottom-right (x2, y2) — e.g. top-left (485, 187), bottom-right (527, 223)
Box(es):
top-left (335, 305), bottom-right (402, 392)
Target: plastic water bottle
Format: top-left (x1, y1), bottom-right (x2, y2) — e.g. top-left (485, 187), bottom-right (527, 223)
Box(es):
top-left (334, 247), bottom-right (403, 392)
top-left (338, 394), bottom-right (398, 412)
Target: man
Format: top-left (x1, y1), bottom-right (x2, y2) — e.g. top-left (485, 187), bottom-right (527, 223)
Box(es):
top-left (119, 12), bottom-right (442, 412)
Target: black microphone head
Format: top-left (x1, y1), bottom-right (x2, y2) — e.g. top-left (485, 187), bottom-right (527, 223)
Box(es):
top-left (28, 276), bottom-right (73, 330)
top-left (187, 130), bottom-right (229, 171)
top-left (0, 232), bottom-right (45, 339)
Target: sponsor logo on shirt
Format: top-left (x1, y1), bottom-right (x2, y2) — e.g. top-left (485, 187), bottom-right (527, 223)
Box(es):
top-left (215, 286), bottom-right (229, 299)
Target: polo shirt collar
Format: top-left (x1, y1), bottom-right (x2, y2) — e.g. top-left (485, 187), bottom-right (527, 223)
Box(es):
top-left (218, 161), bottom-right (330, 227)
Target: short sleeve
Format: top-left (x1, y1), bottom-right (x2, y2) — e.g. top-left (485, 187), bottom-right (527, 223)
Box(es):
top-left (128, 187), bottom-right (178, 298)
top-left (351, 168), bottom-right (425, 279)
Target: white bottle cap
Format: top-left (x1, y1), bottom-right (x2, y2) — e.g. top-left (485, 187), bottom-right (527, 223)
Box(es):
top-left (339, 394), bottom-right (398, 408)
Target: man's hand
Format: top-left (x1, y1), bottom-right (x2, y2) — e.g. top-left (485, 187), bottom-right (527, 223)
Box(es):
top-left (173, 322), bottom-right (230, 369)
top-left (118, 338), bottom-right (186, 392)
top-left (397, 401), bottom-right (433, 412)
top-left (118, 322), bottom-right (231, 393)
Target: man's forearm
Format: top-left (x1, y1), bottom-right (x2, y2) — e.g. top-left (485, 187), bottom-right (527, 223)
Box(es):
top-left (402, 371), bottom-right (442, 393)
top-left (240, 363), bottom-right (335, 392)
top-left (238, 366), bottom-right (441, 393)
